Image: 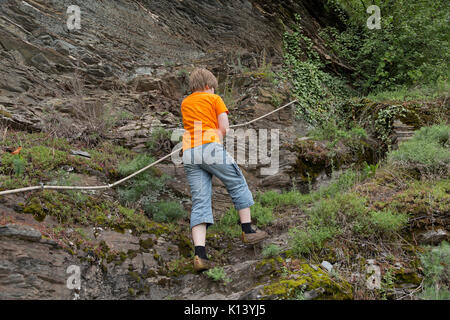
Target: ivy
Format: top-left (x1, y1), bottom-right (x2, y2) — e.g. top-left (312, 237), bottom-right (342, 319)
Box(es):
top-left (282, 15), bottom-right (352, 126)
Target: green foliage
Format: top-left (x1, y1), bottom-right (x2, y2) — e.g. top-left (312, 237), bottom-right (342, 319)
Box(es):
top-left (262, 244), bottom-right (282, 258)
top-left (309, 121), bottom-right (367, 142)
top-left (220, 77), bottom-right (236, 109)
top-left (380, 268), bottom-right (396, 300)
top-left (251, 202), bottom-right (274, 228)
top-left (205, 267), bottom-right (231, 284)
top-left (366, 80), bottom-right (450, 102)
top-left (309, 121), bottom-right (369, 156)
top-left (258, 169), bottom-right (361, 215)
top-left (418, 241), bottom-right (450, 300)
top-left (289, 225), bottom-right (336, 256)
top-left (209, 207), bottom-right (241, 238)
top-left (282, 15), bottom-right (352, 126)
top-left (210, 201), bottom-right (273, 236)
top-left (117, 154), bottom-right (169, 206)
top-left (145, 201), bottom-right (187, 223)
top-left (388, 125), bottom-right (450, 176)
top-left (289, 189), bottom-right (409, 257)
top-left (412, 125), bottom-right (450, 147)
top-left (372, 105), bottom-right (408, 144)
top-left (258, 190), bottom-right (304, 208)
top-left (353, 209), bottom-right (409, 236)
top-left (325, 0), bottom-right (449, 93)
top-left (12, 156), bottom-right (27, 176)
top-left (314, 169), bottom-right (359, 200)
top-left (362, 161), bottom-right (379, 179)
top-left (146, 127), bottom-right (173, 155)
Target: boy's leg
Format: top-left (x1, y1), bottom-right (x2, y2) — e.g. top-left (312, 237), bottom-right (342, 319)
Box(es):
top-left (183, 157), bottom-right (215, 270)
top-left (183, 163), bottom-right (214, 230)
top-left (192, 223), bottom-right (207, 247)
top-left (201, 143), bottom-right (268, 243)
top-left (238, 207), bottom-right (251, 224)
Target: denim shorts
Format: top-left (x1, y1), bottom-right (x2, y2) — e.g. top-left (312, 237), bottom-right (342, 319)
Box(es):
top-left (182, 142), bottom-right (255, 229)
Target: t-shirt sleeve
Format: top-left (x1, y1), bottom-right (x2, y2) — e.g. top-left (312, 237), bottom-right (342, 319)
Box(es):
top-left (214, 96), bottom-right (229, 115)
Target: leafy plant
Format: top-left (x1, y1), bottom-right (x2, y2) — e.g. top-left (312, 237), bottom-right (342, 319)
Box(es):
top-left (326, 0), bottom-right (449, 92)
top-left (145, 201), bottom-right (187, 223)
top-left (146, 127), bottom-right (173, 156)
top-left (388, 125), bottom-right (450, 176)
top-left (12, 156), bottom-right (27, 176)
top-left (251, 202), bottom-right (274, 228)
top-left (282, 15), bottom-right (352, 126)
top-left (262, 244), bottom-right (281, 258)
top-left (418, 241), bottom-right (450, 300)
top-left (205, 267), bottom-right (232, 284)
top-left (117, 154), bottom-right (169, 209)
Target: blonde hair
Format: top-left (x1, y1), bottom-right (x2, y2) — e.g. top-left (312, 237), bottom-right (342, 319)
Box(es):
top-left (189, 68), bottom-right (218, 93)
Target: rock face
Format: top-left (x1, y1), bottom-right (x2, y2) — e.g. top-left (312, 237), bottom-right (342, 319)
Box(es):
top-left (0, 224), bottom-right (74, 299)
top-left (0, 0), bottom-right (338, 135)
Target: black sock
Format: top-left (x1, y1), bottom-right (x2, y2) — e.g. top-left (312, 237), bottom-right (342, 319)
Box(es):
top-left (241, 223), bottom-right (255, 234)
top-left (194, 246), bottom-right (208, 260)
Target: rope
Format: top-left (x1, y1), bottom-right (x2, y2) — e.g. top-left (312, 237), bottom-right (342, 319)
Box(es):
top-left (0, 100), bottom-right (297, 196)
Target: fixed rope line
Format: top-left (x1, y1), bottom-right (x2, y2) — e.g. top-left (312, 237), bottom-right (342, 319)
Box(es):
top-left (0, 99), bottom-right (297, 196)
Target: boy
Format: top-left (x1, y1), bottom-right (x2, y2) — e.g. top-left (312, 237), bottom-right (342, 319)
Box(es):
top-left (181, 68), bottom-right (268, 272)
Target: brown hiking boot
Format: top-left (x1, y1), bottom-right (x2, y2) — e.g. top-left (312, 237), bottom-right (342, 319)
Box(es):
top-left (241, 230), bottom-right (268, 245)
top-left (193, 255), bottom-right (214, 272)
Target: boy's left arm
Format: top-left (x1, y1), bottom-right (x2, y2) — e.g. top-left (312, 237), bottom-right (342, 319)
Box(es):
top-left (217, 112), bottom-right (229, 141)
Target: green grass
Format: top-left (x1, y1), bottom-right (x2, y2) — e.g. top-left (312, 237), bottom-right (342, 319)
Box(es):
top-left (289, 225), bottom-right (337, 256)
top-left (258, 190), bottom-right (305, 208)
top-left (288, 191), bottom-right (409, 257)
top-left (210, 202), bottom-right (274, 237)
top-left (209, 207), bottom-right (241, 238)
top-left (251, 202), bottom-right (274, 228)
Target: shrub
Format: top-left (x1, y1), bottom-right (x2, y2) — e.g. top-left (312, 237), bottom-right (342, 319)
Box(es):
top-left (328, 0), bottom-right (449, 92)
top-left (418, 241), bottom-right (450, 300)
top-left (262, 244), bottom-right (282, 258)
top-left (288, 190), bottom-right (410, 256)
top-left (12, 156), bottom-right (27, 176)
top-left (251, 202), bottom-right (274, 227)
top-left (282, 15), bottom-right (351, 126)
top-left (146, 127), bottom-right (173, 156)
top-left (353, 210), bottom-right (409, 236)
top-left (209, 207), bottom-right (241, 238)
top-left (388, 125), bottom-right (450, 176)
top-left (412, 125), bottom-right (450, 147)
top-left (205, 267), bottom-right (231, 284)
top-left (315, 170), bottom-right (359, 199)
top-left (117, 154), bottom-right (168, 205)
top-left (289, 225), bottom-right (336, 256)
top-left (145, 201), bottom-right (186, 223)
top-left (258, 190), bottom-right (304, 208)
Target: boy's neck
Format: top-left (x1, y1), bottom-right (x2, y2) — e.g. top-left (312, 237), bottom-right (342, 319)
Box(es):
top-left (194, 87), bottom-right (214, 94)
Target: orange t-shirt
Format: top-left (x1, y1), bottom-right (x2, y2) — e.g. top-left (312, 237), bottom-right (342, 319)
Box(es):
top-left (181, 92), bottom-right (229, 151)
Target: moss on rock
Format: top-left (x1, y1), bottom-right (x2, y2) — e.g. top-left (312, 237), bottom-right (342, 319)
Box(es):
top-left (263, 263), bottom-right (353, 300)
